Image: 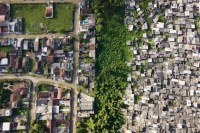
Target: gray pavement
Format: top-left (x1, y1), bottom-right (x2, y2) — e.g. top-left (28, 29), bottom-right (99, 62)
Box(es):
top-left (70, 0), bottom-right (80, 132)
top-left (0, 75), bottom-right (75, 88)
top-left (4, 33), bottom-right (67, 38)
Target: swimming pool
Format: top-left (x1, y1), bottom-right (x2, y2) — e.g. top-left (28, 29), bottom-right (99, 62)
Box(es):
top-left (83, 20), bottom-right (89, 24)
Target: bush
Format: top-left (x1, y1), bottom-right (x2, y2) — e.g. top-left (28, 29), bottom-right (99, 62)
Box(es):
top-left (29, 121), bottom-right (47, 133)
top-left (29, 59), bottom-right (36, 73)
top-left (37, 83), bottom-right (52, 91)
top-left (0, 89), bottom-right (12, 108)
top-left (134, 95), bottom-right (142, 102)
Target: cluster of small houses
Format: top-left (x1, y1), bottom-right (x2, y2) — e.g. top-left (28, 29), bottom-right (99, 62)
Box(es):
top-left (0, 0), bottom-right (95, 132)
top-left (0, 36), bottom-right (74, 82)
top-left (78, 0), bottom-right (96, 91)
top-left (75, 0), bottom-right (95, 122)
top-left (77, 93), bottom-right (94, 119)
top-left (124, 0), bottom-right (200, 133)
top-left (36, 85), bottom-right (71, 133)
top-left (0, 81), bottom-right (30, 132)
top-left (0, 3), bottom-right (22, 35)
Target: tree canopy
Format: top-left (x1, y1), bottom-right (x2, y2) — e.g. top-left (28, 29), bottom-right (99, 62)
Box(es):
top-left (29, 121), bottom-right (47, 133)
top-left (90, 0), bottom-right (131, 132)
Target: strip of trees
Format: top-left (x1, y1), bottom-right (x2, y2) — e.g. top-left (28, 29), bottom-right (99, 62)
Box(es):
top-left (92, 0), bottom-right (131, 132)
top-left (76, 0), bottom-right (131, 132)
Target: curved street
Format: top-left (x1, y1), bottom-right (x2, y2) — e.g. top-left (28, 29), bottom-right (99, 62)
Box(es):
top-left (0, 0), bottom-right (81, 132)
top-left (0, 75), bottom-right (75, 88)
top-left (0, 74), bottom-right (78, 133)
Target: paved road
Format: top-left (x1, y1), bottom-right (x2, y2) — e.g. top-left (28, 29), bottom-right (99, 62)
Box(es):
top-left (0, 75), bottom-right (75, 88)
top-left (4, 33), bottom-right (67, 38)
top-left (0, 74), bottom-right (77, 132)
top-left (70, 0), bottom-right (80, 132)
top-left (30, 82), bottom-right (36, 123)
top-left (0, 0), bottom-right (81, 132)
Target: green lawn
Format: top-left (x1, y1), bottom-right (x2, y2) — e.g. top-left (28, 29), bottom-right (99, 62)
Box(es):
top-left (29, 59), bottom-right (36, 73)
top-left (0, 46), bottom-right (12, 53)
top-left (195, 17), bottom-right (200, 31)
top-left (37, 83), bottom-right (52, 92)
top-left (13, 108), bottom-right (29, 116)
top-left (0, 116), bottom-right (12, 122)
top-left (10, 3), bottom-right (74, 34)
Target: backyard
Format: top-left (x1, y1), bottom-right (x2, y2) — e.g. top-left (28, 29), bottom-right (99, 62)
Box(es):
top-left (0, 89), bottom-right (12, 108)
top-left (0, 46), bottom-right (12, 53)
top-left (13, 108), bottom-right (29, 116)
top-left (195, 17), bottom-right (200, 31)
top-left (37, 83), bottom-right (52, 92)
top-left (10, 3), bottom-right (74, 34)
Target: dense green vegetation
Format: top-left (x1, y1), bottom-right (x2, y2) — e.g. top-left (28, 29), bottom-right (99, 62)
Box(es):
top-left (159, 15), bottom-right (166, 23)
top-left (0, 89), bottom-right (12, 108)
top-left (13, 108), bottom-right (29, 116)
top-left (195, 17), bottom-right (200, 31)
top-left (81, 0), bottom-right (131, 132)
top-left (77, 86), bottom-right (95, 97)
top-left (13, 130), bottom-right (25, 133)
top-left (76, 118), bottom-right (94, 133)
top-left (29, 121), bottom-right (47, 133)
top-left (0, 46), bottom-right (12, 53)
top-left (0, 116), bottom-right (12, 122)
top-left (78, 32), bottom-right (90, 44)
top-left (134, 95), bottom-right (142, 103)
top-left (29, 59), bottom-right (36, 73)
top-left (37, 83), bottom-right (52, 91)
top-left (61, 44), bottom-right (73, 52)
top-left (11, 4), bottom-right (73, 33)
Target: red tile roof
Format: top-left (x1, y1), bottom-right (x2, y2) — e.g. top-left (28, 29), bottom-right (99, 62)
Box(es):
top-left (89, 44), bottom-right (95, 50)
top-left (47, 56), bottom-right (54, 65)
top-left (48, 46), bottom-right (54, 56)
top-left (9, 55), bottom-right (17, 68)
top-left (59, 69), bottom-right (66, 80)
top-left (0, 15), bottom-right (5, 21)
top-left (12, 82), bottom-right (27, 94)
top-left (80, 8), bottom-right (92, 14)
top-left (54, 67), bottom-right (60, 76)
top-left (20, 88), bottom-right (28, 95)
top-left (46, 7), bottom-right (53, 17)
top-left (51, 90), bottom-right (58, 99)
top-left (0, 4), bottom-right (7, 15)
top-left (16, 57), bottom-right (22, 69)
top-left (0, 26), bottom-right (8, 33)
top-left (0, 51), bottom-right (6, 59)
top-left (52, 99), bottom-right (59, 106)
top-left (48, 120), bottom-right (70, 133)
top-left (10, 93), bottom-right (20, 103)
top-left (57, 88), bottom-right (64, 99)
top-left (38, 92), bottom-right (50, 99)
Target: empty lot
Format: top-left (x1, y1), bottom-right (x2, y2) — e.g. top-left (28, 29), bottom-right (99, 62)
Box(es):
top-left (10, 3), bottom-right (74, 34)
